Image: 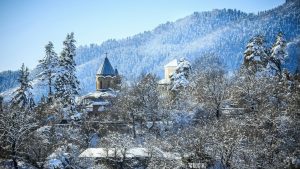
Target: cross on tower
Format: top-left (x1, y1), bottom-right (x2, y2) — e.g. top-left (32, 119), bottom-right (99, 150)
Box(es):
top-left (105, 52), bottom-right (108, 58)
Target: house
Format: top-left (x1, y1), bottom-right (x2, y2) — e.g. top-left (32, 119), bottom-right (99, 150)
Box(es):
top-left (158, 58), bottom-right (192, 92)
top-left (158, 59), bottom-right (178, 85)
top-left (80, 55), bottom-right (121, 114)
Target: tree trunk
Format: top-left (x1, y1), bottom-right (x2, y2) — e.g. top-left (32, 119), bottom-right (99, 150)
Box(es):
top-left (149, 118), bottom-right (155, 131)
top-left (12, 141), bottom-right (18, 169)
top-left (49, 72), bottom-right (52, 96)
top-left (48, 73), bottom-right (53, 103)
top-left (216, 103), bottom-right (221, 119)
top-left (131, 114), bottom-right (136, 138)
top-left (216, 109), bottom-right (220, 119)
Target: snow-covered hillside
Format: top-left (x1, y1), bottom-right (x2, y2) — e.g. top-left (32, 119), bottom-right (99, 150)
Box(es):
top-left (75, 0), bottom-right (300, 94)
top-left (0, 70), bottom-right (19, 93)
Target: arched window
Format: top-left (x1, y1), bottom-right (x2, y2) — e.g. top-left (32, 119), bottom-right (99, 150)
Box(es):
top-left (100, 81), bottom-right (102, 89)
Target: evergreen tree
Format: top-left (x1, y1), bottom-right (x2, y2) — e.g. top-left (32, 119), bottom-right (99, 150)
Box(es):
top-left (11, 63), bottom-right (35, 110)
top-left (268, 32), bottom-right (287, 78)
top-left (37, 41), bottom-right (59, 102)
top-left (169, 58), bottom-right (191, 91)
top-left (243, 35), bottom-right (269, 73)
top-left (55, 32), bottom-right (80, 115)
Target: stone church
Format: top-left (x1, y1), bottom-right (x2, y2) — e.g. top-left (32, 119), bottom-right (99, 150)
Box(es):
top-left (80, 56), bottom-right (121, 114)
top-left (96, 56), bottom-right (121, 91)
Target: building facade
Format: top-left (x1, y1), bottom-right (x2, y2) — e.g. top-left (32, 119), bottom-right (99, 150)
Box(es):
top-left (159, 59), bottom-right (178, 85)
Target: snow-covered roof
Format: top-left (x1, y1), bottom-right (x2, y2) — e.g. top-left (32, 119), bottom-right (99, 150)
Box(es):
top-left (79, 148), bottom-right (149, 158)
top-left (158, 79), bottom-right (169, 85)
top-left (127, 148), bottom-right (149, 158)
top-left (97, 57), bottom-right (117, 76)
top-left (93, 101), bottom-right (110, 106)
top-left (164, 59), bottom-right (178, 68)
top-left (79, 147), bottom-right (181, 159)
top-left (83, 90), bottom-right (117, 99)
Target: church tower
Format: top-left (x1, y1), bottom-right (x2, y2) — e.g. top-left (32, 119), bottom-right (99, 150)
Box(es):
top-left (96, 54), bottom-right (120, 91)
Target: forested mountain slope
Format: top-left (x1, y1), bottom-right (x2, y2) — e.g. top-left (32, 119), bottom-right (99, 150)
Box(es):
top-left (0, 70), bottom-right (19, 93)
top-left (1, 0), bottom-right (299, 96)
top-left (75, 0), bottom-right (299, 93)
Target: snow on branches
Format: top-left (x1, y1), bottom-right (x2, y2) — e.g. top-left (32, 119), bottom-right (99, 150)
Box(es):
top-left (169, 58), bottom-right (191, 91)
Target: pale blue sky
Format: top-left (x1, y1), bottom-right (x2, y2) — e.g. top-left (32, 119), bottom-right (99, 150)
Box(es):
top-left (0, 0), bottom-right (285, 71)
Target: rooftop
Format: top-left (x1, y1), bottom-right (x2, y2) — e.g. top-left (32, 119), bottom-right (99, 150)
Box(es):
top-left (79, 147), bottom-right (181, 160)
top-left (164, 59), bottom-right (178, 68)
top-left (82, 90), bottom-right (117, 99)
top-left (97, 57), bottom-right (117, 76)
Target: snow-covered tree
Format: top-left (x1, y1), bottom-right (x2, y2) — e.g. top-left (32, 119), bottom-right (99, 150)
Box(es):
top-left (110, 74), bottom-right (159, 138)
top-left (114, 85), bottom-right (141, 138)
top-left (191, 55), bottom-right (228, 118)
top-left (231, 64), bottom-right (273, 114)
top-left (11, 63), bottom-right (35, 110)
top-left (169, 58), bottom-right (191, 91)
top-left (55, 32), bottom-right (80, 116)
top-left (37, 41), bottom-right (59, 102)
top-left (135, 74), bottom-right (159, 131)
top-left (243, 35), bottom-right (269, 73)
top-left (0, 105), bottom-right (38, 169)
top-left (268, 32), bottom-right (287, 77)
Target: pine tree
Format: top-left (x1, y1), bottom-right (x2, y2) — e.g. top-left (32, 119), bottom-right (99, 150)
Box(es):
top-left (55, 32), bottom-right (80, 115)
top-left (11, 63), bottom-right (35, 110)
top-left (268, 32), bottom-right (287, 78)
top-left (243, 35), bottom-right (269, 73)
top-left (169, 58), bottom-right (191, 91)
top-left (37, 41), bottom-right (59, 102)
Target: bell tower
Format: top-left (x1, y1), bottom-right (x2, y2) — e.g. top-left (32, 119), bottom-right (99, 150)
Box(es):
top-left (96, 53), bottom-right (120, 91)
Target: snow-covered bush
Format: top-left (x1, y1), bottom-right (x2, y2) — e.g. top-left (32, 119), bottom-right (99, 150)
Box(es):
top-left (46, 144), bottom-right (81, 169)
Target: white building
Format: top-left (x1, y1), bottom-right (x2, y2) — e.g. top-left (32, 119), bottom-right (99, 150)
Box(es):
top-left (159, 59), bottom-right (178, 85)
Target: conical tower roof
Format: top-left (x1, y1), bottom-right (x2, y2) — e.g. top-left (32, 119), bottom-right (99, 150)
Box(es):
top-left (114, 68), bottom-right (119, 75)
top-left (97, 57), bottom-right (116, 76)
